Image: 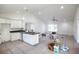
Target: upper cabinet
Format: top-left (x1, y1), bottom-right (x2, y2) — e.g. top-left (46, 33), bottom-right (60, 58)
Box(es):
top-left (0, 18), bottom-right (7, 23)
top-left (10, 20), bottom-right (23, 29)
top-left (0, 18), bottom-right (24, 29)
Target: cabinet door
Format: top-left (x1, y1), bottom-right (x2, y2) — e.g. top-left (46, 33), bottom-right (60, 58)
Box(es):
top-left (1, 24), bottom-right (10, 42)
top-left (11, 33), bottom-right (21, 41)
top-left (11, 20), bottom-right (23, 28)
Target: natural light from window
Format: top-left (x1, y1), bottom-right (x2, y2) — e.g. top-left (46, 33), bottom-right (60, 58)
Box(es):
top-left (48, 24), bottom-right (57, 32)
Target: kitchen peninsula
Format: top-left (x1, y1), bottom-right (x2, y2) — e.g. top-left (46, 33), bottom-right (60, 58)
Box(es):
top-left (10, 30), bottom-right (40, 45)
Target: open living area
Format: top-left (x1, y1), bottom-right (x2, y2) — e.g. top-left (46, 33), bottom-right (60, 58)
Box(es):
top-left (0, 4), bottom-right (79, 54)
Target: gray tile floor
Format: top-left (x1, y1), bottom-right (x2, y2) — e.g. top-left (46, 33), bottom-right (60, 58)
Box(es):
top-left (0, 35), bottom-right (79, 54)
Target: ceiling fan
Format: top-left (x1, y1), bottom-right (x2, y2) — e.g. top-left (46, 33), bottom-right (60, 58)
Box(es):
top-left (52, 17), bottom-right (58, 22)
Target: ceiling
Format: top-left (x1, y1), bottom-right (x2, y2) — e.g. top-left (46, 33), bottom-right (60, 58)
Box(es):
top-left (0, 4), bottom-right (78, 23)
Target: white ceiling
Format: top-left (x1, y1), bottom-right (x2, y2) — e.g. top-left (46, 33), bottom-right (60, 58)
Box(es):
top-left (0, 4), bottom-right (78, 23)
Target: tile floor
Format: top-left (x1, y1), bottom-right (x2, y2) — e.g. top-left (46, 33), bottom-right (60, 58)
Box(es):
top-left (0, 35), bottom-right (79, 54)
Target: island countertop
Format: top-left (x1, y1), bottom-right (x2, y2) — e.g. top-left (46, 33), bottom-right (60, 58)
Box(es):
top-left (10, 30), bottom-right (39, 35)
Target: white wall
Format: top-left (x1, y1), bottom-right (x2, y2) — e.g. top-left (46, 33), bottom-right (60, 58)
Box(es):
top-left (74, 19), bottom-right (79, 43)
top-left (22, 13), bottom-right (45, 33)
top-left (57, 21), bottom-right (73, 35)
top-left (74, 6), bottom-right (79, 43)
top-left (44, 20), bottom-right (73, 35)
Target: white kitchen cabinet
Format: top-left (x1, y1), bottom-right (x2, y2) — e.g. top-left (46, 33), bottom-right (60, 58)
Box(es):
top-left (23, 33), bottom-right (39, 45)
top-left (10, 32), bottom-right (22, 41)
top-left (10, 20), bottom-right (23, 29)
top-left (0, 23), bottom-right (10, 44)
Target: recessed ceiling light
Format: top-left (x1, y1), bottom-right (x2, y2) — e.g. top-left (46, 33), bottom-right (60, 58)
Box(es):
top-left (60, 5), bottom-right (64, 9)
top-left (24, 7), bottom-right (27, 10)
top-left (22, 17), bottom-right (25, 20)
top-left (23, 7), bottom-right (29, 12)
top-left (38, 11), bottom-right (42, 15)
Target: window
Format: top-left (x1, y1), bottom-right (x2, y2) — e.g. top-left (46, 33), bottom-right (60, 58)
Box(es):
top-left (48, 24), bottom-right (57, 32)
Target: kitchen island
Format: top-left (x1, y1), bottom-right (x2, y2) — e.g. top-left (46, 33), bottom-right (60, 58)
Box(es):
top-left (10, 30), bottom-right (40, 45)
top-left (23, 32), bottom-right (40, 45)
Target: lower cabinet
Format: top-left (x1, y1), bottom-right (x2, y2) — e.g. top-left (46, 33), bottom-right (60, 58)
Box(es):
top-left (0, 23), bottom-right (10, 44)
top-left (10, 32), bottom-right (22, 41)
